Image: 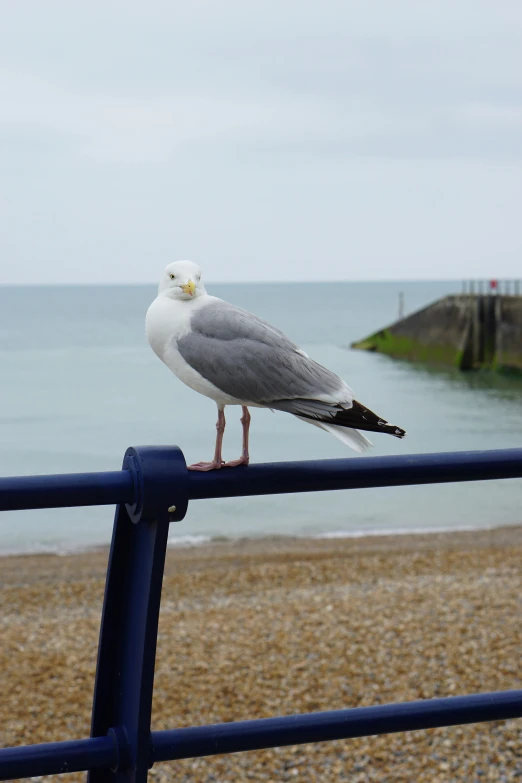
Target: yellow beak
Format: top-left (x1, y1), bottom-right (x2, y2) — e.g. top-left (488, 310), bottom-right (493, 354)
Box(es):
top-left (181, 279), bottom-right (196, 297)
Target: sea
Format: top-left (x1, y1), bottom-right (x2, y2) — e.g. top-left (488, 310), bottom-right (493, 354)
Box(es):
top-left (1, 281), bottom-right (522, 555)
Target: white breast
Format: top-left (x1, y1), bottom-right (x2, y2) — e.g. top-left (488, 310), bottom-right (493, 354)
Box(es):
top-left (145, 294), bottom-right (241, 407)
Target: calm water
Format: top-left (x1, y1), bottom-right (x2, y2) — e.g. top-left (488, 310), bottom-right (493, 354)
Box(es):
top-left (1, 281), bottom-right (522, 553)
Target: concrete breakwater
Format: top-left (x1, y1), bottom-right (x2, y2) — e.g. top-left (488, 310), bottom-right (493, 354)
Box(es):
top-left (352, 294), bottom-right (522, 372)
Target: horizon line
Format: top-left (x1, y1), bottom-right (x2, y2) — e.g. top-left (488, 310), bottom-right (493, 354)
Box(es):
top-left (0, 277), bottom-right (506, 288)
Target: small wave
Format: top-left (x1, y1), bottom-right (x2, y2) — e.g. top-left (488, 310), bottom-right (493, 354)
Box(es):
top-left (167, 534), bottom-right (212, 548)
top-left (313, 524), bottom-right (487, 540)
top-left (0, 542), bottom-right (105, 557)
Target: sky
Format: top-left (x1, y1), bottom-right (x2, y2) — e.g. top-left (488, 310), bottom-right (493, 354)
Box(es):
top-left (1, 1), bottom-right (522, 284)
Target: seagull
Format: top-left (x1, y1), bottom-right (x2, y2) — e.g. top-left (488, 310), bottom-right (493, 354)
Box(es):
top-left (146, 260), bottom-right (406, 471)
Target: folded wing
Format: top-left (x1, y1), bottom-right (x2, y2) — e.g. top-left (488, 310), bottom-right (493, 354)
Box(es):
top-left (176, 300), bottom-right (353, 407)
top-left (176, 300), bottom-right (405, 452)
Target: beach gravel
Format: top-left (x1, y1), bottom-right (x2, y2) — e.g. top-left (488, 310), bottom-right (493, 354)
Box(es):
top-left (1, 527), bottom-right (522, 781)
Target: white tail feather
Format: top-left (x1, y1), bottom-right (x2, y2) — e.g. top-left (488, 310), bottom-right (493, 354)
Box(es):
top-left (296, 416), bottom-right (373, 453)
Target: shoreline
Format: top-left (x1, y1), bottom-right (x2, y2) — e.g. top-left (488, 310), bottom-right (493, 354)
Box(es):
top-left (1, 521), bottom-right (522, 561)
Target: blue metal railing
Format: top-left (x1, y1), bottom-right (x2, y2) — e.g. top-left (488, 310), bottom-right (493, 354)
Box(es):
top-left (0, 446), bottom-right (521, 781)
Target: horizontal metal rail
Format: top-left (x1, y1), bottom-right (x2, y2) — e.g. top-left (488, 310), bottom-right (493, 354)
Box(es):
top-left (0, 470), bottom-right (134, 511)
top-left (1, 448), bottom-right (521, 511)
top-left (151, 690), bottom-right (522, 761)
top-left (186, 448), bottom-right (522, 500)
top-left (0, 736), bottom-right (118, 781)
top-left (2, 690), bottom-right (521, 779)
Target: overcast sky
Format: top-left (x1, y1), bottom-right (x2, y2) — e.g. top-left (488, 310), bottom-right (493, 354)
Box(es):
top-left (1, 1), bottom-right (521, 284)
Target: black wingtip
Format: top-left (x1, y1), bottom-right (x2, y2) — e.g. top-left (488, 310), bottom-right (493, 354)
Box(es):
top-left (374, 420), bottom-right (406, 439)
top-left (329, 401), bottom-right (407, 439)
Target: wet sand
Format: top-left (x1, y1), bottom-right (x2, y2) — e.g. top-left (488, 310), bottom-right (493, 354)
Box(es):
top-left (1, 527), bottom-right (522, 782)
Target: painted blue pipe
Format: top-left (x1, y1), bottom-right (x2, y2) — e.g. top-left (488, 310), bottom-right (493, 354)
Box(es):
top-left (1, 448), bottom-right (521, 511)
top-left (0, 470), bottom-right (135, 511)
top-left (1, 690), bottom-right (521, 779)
top-left (186, 448), bottom-right (522, 500)
top-left (0, 736), bottom-right (118, 781)
top-left (151, 690), bottom-right (522, 762)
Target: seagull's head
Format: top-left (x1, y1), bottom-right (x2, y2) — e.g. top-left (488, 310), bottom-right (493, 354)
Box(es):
top-left (159, 260), bottom-right (206, 301)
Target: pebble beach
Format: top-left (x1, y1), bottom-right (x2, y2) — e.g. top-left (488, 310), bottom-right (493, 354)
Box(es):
top-left (1, 527), bottom-right (522, 782)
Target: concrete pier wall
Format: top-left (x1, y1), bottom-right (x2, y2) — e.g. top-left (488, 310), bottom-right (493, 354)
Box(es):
top-left (351, 294), bottom-right (522, 373)
top-left (496, 297), bottom-right (522, 372)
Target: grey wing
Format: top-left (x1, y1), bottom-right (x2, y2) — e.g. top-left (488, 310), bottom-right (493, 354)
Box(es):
top-left (176, 300), bottom-right (352, 407)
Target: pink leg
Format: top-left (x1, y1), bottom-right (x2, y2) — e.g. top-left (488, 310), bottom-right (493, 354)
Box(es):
top-left (224, 406), bottom-right (251, 468)
top-left (188, 408), bottom-right (226, 471)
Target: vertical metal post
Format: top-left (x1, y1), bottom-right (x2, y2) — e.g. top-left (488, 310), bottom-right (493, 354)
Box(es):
top-left (397, 292), bottom-right (405, 319)
top-left (471, 294), bottom-right (480, 368)
top-left (494, 294), bottom-right (502, 369)
top-left (88, 446), bottom-right (189, 783)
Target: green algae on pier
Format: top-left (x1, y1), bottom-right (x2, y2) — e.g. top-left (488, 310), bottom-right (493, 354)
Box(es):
top-left (354, 329), bottom-right (465, 368)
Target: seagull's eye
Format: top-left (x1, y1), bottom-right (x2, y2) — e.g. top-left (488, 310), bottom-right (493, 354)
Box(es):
top-left (169, 273), bottom-right (176, 280)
